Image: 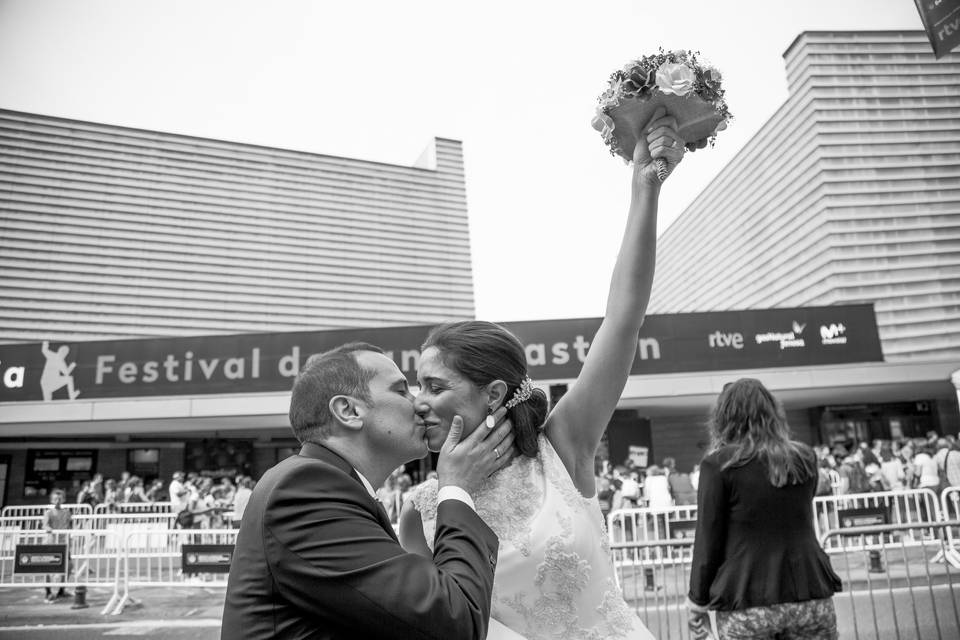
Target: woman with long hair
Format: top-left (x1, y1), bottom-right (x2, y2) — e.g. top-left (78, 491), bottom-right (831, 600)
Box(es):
top-left (397, 106), bottom-right (685, 640)
top-left (688, 378), bottom-right (842, 639)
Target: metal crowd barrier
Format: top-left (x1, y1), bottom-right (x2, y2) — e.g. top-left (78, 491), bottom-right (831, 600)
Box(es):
top-left (609, 520), bottom-right (960, 640)
top-left (104, 528), bottom-right (237, 615)
top-left (0, 512), bottom-right (178, 534)
top-left (93, 501), bottom-right (174, 515)
top-left (1, 503), bottom-right (93, 519)
top-left (0, 528), bottom-right (124, 591)
top-left (937, 486), bottom-right (960, 569)
top-left (609, 505), bottom-right (698, 544)
top-left (821, 520), bottom-right (960, 640)
top-left (814, 489), bottom-right (942, 554)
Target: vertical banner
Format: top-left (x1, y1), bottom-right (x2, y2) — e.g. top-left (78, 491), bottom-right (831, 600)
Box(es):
top-left (914, 0), bottom-right (960, 58)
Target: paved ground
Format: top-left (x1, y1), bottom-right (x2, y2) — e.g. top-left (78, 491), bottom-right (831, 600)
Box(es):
top-left (0, 585), bottom-right (225, 638)
top-left (1, 548), bottom-right (957, 639)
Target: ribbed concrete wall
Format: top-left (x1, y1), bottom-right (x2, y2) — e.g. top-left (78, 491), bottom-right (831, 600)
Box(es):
top-left (649, 31), bottom-right (960, 362)
top-left (0, 110), bottom-right (475, 342)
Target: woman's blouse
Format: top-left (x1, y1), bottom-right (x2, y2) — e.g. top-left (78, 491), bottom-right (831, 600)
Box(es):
top-left (688, 445), bottom-right (842, 611)
top-left (914, 452), bottom-right (939, 488)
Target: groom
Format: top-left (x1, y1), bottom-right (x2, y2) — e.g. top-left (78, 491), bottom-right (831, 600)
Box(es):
top-left (221, 342), bottom-right (516, 640)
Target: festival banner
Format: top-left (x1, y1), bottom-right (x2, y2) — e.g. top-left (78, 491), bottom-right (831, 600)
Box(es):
top-left (0, 304), bottom-right (884, 403)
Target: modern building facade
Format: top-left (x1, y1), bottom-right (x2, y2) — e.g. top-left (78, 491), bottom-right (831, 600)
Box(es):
top-left (1, 32), bottom-right (958, 506)
top-left (0, 109), bottom-right (475, 343)
top-left (650, 31), bottom-right (960, 363)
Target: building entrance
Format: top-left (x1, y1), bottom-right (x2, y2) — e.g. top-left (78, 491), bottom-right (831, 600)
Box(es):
top-left (815, 401), bottom-right (939, 453)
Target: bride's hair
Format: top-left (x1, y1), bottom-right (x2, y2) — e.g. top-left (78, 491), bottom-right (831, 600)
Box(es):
top-left (422, 321), bottom-right (548, 458)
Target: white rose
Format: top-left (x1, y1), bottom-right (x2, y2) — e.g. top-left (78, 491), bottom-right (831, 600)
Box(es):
top-left (655, 62), bottom-right (695, 97)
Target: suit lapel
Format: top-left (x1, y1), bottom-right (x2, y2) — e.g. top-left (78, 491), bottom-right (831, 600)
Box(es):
top-left (298, 442), bottom-right (399, 542)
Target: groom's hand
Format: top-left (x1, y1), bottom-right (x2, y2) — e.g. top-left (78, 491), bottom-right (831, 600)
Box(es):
top-left (437, 407), bottom-right (516, 497)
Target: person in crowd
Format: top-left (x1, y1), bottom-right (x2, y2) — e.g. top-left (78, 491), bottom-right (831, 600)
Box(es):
top-left (76, 480), bottom-right (98, 507)
top-left (145, 479), bottom-right (165, 502)
top-left (89, 473), bottom-right (104, 504)
top-left (664, 457), bottom-right (697, 505)
top-left (376, 470), bottom-right (401, 524)
top-left (865, 461), bottom-right (890, 492)
top-left (879, 442), bottom-right (905, 491)
top-left (900, 439), bottom-right (918, 489)
top-left (102, 478), bottom-right (121, 511)
top-left (913, 443), bottom-right (939, 491)
top-left (596, 474), bottom-right (615, 521)
top-left (690, 463), bottom-right (700, 492)
top-left (398, 107), bottom-right (685, 640)
top-left (934, 438), bottom-right (957, 490)
top-left (398, 473), bottom-right (414, 509)
top-left (857, 441), bottom-right (879, 467)
top-left (221, 342), bottom-right (516, 640)
top-left (643, 464), bottom-right (673, 509)
top-left (124, 475), bottom-right (150, 503)
top-left (838, 455), bottom-right (870, 495)
top-left (688, 378), bottom-right (842, 639)
top-left (230, 476), bottom-right (254, 527)
top-left (118, 470), bottom-right (132, 494)
top-left (216, 477), bottom-right (236, 506)
top-left (619, 468), bottom-right (642, 507)
top-left (168, 471), bottom-right (190, 513)
top-left (42, 489), bottom-right (73, 602)
top-left (943, 439), bottom-right (960, 488)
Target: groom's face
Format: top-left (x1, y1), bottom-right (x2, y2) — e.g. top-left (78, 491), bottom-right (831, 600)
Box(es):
top-left (354, 351), bottom-right (428, 462)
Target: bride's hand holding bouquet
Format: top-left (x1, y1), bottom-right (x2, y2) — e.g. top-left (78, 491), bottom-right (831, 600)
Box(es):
top-left (632, 106), bottom-right (686, 186)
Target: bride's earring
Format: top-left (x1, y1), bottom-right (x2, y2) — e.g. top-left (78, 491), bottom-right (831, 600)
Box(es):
top-left (485, 409), bottom-right (496, 429)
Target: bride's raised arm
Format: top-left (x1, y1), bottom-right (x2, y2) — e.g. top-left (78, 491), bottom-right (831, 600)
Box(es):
top-left (544, 106), bottom-right (684, 494)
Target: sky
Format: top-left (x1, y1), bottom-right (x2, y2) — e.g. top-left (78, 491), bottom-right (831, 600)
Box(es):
top-left (0, 0), bottom-right (927, 324)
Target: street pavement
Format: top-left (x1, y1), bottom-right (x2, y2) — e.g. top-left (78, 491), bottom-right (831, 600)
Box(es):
top-left (1, 553), bottom-right (957, 639)
top-left (0, 586), bottom-right (224, 639)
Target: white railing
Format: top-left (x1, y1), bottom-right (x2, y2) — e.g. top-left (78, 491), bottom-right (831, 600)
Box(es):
top-left (813, 488), bottom-right (942, 553)
top-left (94, 501), bottom-right (174, 515)
top-left (103, 528), bottom-right (238, 614)
top-left (1, 504), bottom-right (93, 519)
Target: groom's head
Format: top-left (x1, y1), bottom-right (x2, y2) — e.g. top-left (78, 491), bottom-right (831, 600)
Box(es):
top-left (289, 343), bottom-right (426, 461)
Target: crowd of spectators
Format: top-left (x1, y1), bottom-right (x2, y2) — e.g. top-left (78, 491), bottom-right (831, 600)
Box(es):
top-left (815, 432), bottom-right (960, 496)
top-left (593, 456), bottom-right (699, 521)
top-left (69, 469), bottom-right (257, 528)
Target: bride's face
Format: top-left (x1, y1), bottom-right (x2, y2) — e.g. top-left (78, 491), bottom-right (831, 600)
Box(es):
top-left (415, 346), bottom-right (489, 453)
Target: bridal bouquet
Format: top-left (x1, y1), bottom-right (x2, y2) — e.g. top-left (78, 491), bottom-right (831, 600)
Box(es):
top-left (592, 49), bottom-right (732, 169)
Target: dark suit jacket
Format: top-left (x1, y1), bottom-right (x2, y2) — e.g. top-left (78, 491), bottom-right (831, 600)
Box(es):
top-left (221, 443), bottom-right (498, 640)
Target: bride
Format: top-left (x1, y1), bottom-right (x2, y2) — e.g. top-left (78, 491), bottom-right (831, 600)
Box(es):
top-left (399, 107), bottom-right (684, 640)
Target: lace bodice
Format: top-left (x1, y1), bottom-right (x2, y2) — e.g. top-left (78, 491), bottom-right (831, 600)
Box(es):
top-left (407, 435), bottom-right (653, 640)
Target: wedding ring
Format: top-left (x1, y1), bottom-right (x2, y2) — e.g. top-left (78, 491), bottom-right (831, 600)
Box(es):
top-left (494, 447), bottom-right (501, 459)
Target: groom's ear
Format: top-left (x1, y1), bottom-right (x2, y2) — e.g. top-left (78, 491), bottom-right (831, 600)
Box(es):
top-left (329, 395), bottom-right (364, 432)
top-left (484, 380), bottom-right (509, 412)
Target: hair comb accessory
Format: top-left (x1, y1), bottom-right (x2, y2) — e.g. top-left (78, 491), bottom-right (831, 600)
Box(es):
top-left (505, 376), bottom-right (534, 410)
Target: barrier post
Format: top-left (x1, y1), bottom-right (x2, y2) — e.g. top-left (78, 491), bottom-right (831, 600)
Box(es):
top-left (71, 584), bottom-right (88, 609)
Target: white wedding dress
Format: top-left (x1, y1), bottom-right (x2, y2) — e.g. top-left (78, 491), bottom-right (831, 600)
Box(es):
top-left (408, 434), bottom-right (656, 640)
